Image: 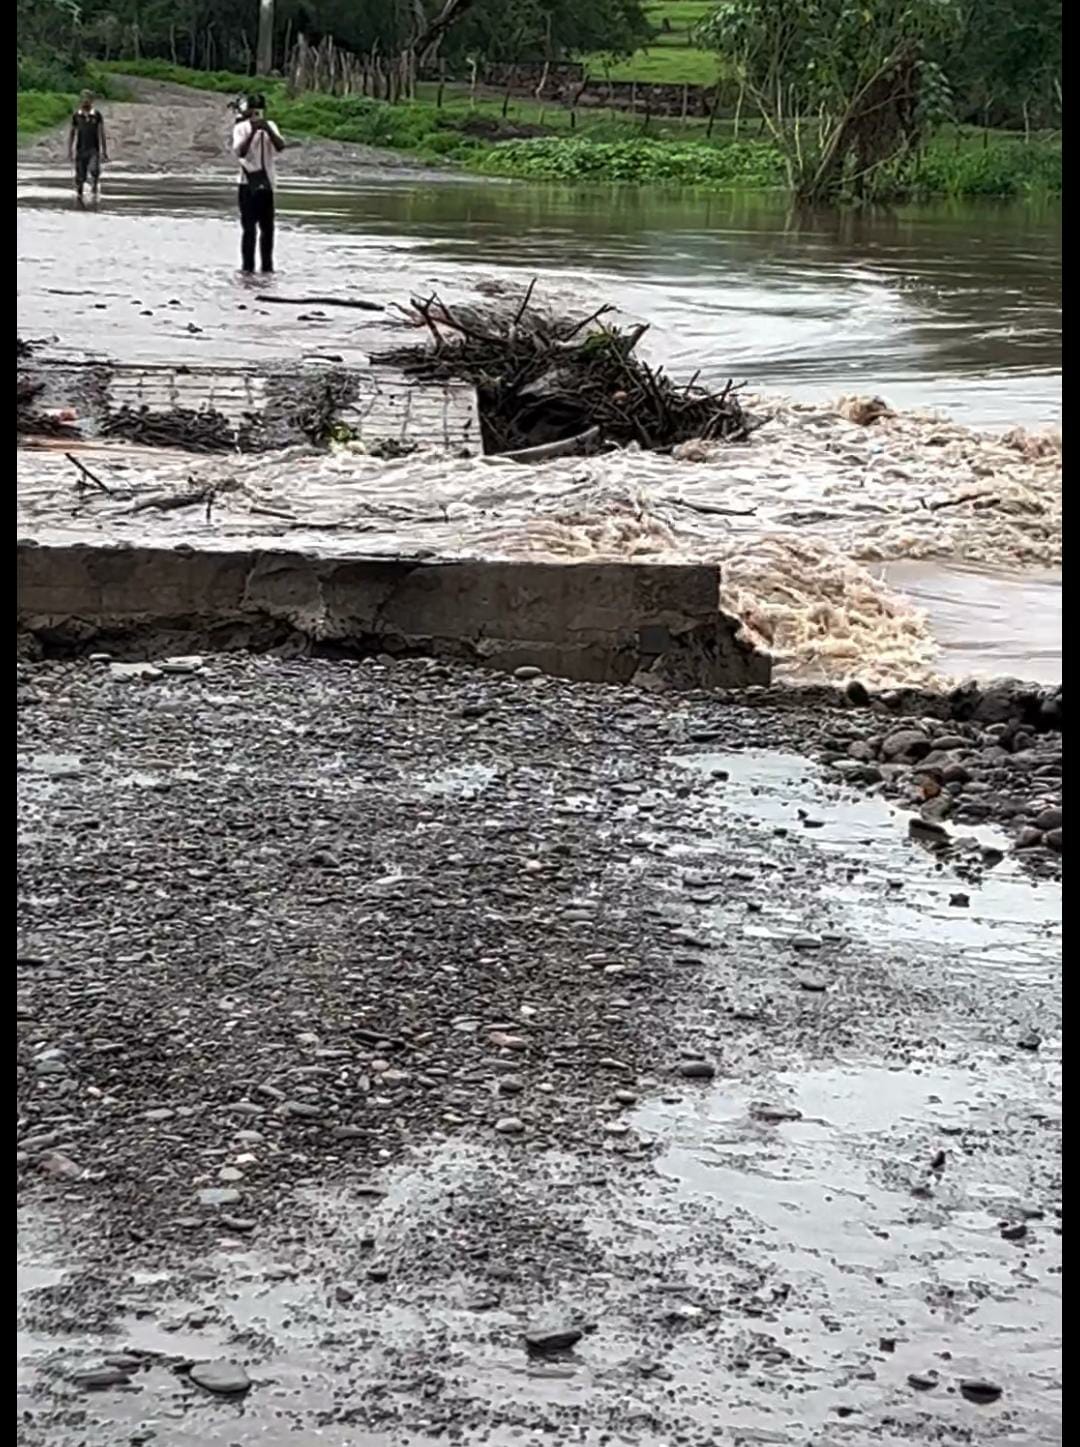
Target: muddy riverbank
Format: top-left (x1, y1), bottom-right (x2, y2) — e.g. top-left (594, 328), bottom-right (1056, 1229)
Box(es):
top-left (17, 655), bottom-right (1061, 1444)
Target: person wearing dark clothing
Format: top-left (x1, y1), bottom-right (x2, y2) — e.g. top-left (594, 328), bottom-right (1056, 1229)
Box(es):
top-left (231, 94), bottom-right (285, 274)
top-left (68, 90), bottom-right (108, 205)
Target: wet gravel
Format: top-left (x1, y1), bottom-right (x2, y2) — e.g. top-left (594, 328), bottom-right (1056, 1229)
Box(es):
top-left (17, 656), bottom-right (1062, 1445)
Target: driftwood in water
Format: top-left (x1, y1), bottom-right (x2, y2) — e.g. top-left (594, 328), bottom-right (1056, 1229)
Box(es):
top-left (64, 451), bottom-right (114, 495)
top-left (501, 426), bottom-right (602, 463)
top-left (255, 294), bottom-right (384, 312)
top-left (374, 284), bottom-right (758, 456)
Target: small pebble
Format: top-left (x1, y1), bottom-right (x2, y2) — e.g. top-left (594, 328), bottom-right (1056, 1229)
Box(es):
top-left (959, 1378), bottom-right (1003, 1404)
top-left (494, 1116), bottom-right (525, 1134)
top-left (676, 1059), bottom-right (716, 1081)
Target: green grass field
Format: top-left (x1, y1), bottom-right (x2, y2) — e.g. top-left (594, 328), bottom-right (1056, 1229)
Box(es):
top-left (582, 0), bottom-right (718, 85)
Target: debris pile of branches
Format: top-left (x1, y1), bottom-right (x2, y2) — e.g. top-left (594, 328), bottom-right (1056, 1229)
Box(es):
top-left (100, 405), bottom-right (241, 453)
top-left (374, 284), bottom-right (758, 457)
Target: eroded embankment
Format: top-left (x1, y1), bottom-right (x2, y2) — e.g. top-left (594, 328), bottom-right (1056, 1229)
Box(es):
top-left (17, 392), bottom-right (1061, 685)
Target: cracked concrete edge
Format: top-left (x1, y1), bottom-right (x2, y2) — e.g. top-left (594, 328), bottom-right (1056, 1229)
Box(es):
top-left (17, 542), bottom-right (772, 688)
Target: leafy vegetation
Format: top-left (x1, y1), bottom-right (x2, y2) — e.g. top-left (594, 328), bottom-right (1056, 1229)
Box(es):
top-left (16, 0), bottom-right (1062, 201)
top-left (904, 135), bottom-right (1061, 198)
top-left (698, 0), bottom-right (964, 202)
top-left (17, 90), bottom-right (80, 139)
top-left (17, 0), bottom-right (653, 76)
top-left (461, 129), bottom-right (1058, 197)
top-left (943, 0), bottom-right (1060, 132)
top-left (108, 59), bottom-right (261, 95)
top-left (468, 135), bottom-right (784, 186)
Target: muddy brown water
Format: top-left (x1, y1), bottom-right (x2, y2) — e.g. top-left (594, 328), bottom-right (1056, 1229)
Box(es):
top-left (16, 167), bottom-right (1062, 683)
top-left (17, 169), bottom-right (1061, 426)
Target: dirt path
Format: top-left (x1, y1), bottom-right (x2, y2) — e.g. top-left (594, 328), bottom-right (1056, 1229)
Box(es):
top-left (17, 75), bottom-right (436, 179)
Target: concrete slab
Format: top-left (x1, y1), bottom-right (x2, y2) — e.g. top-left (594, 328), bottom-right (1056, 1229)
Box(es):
top-left (16, 437), bottom-right (771, 686)
top-left (17, 542), bottom-right (769, 688)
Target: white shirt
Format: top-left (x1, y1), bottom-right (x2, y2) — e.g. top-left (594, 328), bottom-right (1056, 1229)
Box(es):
top-left (232, 118), bottom-right (283, 186)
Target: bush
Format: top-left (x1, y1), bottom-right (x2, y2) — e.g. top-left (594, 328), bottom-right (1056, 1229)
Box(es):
top-left (17, 91), bottom-right (79, 138)
top-left (276, 95), bottom-right (446, 151)
top-left (905, 138), bottom-right (1062, 198)
top-left (467, 137), bottom-right (787, 189)
top-left (18, 56), bottom-right (85, 94)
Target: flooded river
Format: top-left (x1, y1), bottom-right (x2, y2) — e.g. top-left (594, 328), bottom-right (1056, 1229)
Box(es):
top-left (17, 168), bottom-right (1061, 426)
top-left (16, 167), bottom-right (1061, 683)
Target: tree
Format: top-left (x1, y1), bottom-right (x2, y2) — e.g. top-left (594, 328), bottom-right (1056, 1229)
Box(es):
top-left (256, 0), bottom-right (274, 72)
top-left (699, 0), bottom-right (961, 201)
top-left (944, 0), bottom-right (1060, 132)
top-left (409, 0), bottom-right (479, 62)
top-left (441, 0), bottom-right (651, 63)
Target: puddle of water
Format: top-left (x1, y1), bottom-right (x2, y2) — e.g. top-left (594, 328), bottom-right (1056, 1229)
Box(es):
top-left (672, 750), bottom-right (1061, 979)
top-left (627, 1056), bottom-right (1061, 1430)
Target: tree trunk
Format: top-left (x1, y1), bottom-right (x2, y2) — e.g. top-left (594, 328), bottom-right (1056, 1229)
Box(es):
top-left (409, 0), bottom-right (478, 65)
top-left (256, 0), bottom-right (274, 76)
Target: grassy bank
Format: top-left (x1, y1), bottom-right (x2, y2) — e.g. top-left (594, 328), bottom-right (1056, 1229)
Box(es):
top-left (582, 0), bottom-right (717, 84)
top-left (468, 136), bottom-right (784, 187)
top-left (17, 60), bottom-right (132, 138)
top-left (17, 91), bottom-right (78, 139)
top-left (475, 133), bottom-right (1061, 199)
top-left (18, 60), bottom-right (1061, 201)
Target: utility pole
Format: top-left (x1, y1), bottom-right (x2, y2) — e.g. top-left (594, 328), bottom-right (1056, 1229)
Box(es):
top-left (256, 0), bottom-right (274, 74)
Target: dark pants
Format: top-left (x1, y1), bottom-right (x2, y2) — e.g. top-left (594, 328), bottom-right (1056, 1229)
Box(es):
top-left (238, 184), bottom-right (275, 273)
top-left (75, 150), bottom-right (100, 190)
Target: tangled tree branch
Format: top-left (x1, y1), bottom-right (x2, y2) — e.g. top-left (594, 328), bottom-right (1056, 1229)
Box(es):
top-left (376, 284), bottom-right (761, 456)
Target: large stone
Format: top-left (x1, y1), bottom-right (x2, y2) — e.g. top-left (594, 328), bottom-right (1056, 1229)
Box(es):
top-left (524, 1324), bottom-right (584, 1353)
top-left (1032, 807), bottom-right (1062, 832)
top-left (880, 728), bottom-right (931, 762)
top-left (189, 1361), bottom-right (252, 1396)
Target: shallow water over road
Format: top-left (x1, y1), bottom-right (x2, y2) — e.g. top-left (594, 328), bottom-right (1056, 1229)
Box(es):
top-left (17, 168), bottom-right (1061, 426)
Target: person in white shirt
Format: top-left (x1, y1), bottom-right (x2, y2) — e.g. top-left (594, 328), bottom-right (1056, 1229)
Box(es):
top-left (231, 94), bottom-right (285, 274)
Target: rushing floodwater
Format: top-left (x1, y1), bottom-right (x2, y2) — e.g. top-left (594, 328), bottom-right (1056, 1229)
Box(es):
top-left (16, 167), bottom-right (1061, 682)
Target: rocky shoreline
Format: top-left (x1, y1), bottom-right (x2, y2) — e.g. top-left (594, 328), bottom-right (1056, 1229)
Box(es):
top-left (708, 676), bottom-right (1063, 868)
top-left (17, 655), bottom-right (1061, 1444)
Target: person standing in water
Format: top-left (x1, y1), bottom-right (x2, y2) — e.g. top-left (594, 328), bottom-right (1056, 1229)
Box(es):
top-left (68, 91), bottom-right (108, 206)
top-left (232, 94), bottom-right (285, 274)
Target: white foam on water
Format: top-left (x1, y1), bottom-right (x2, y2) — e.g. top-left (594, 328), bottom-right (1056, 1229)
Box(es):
top-left (18, 398), bottom-right (1061, 686)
